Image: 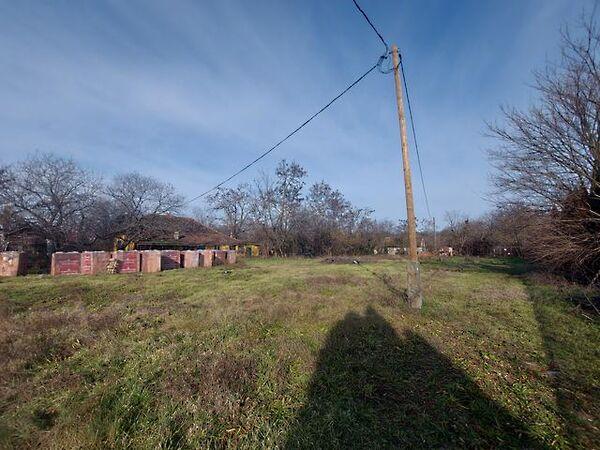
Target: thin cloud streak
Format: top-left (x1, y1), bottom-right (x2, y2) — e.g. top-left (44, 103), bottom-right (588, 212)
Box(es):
top-left (0, 0), bottom-right (580, 222)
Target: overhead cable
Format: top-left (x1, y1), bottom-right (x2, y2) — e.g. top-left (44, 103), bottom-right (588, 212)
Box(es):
top-left (184, 61), bottom-right (380, 205)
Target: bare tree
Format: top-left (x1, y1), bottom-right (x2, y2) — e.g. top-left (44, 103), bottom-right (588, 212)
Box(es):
top-left (192, 205), bottom-right (219, 229)
top-left (106, 172), bottom-right (184, 245)
top-left (206, 183), bottom-right (252, 238)
top-left (307, 182), bottom-right (351, 226)
top-left (444, 210), bottom-right (470, 254)
top-left (486, 205), bottom-right (533, 257)
top-left (274, 160), bottom-right (307, 242)
top-left (251, 161), bottom-right (307, 256)
top-left (0, 153), bottom-right (101, 249)
top-left (487, 15), bottom-right (600, 280)
top-left (0, 164), bottom-right (10, 190)
top-left (303, 181), bottom-right (373, 254)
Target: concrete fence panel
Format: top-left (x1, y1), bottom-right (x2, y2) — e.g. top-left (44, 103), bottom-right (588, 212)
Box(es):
top-left (199, 250), bottom-right (213, 267)
top-left (213, 250), bottom-right (227, 266)
top-left (51, 252), bottom-right (81, 276)
top-left (141, 251), bottom-right (161, 273)
top-left (182, 250), bottom-right (199, 269)
top-left (81, 251), bottom-right (111, 275)
top-left (225, 250), bottom-right (237, 265)
top-left (0, 252), bottom-right (26, 277)
top-left (112, 251), bottom-right (140, 273)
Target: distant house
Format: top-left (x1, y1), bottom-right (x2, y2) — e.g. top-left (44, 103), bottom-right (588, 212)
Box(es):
top-left (133, 215), bottom-right (259, 255)
top-left (385, 246), bottom-right (404, 256)
top-left (438, 246), bottom-right (454, 257)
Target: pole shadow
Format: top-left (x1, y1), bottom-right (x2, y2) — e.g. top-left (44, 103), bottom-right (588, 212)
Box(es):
top-left (354, 263), bottom-right (408, 302)
top-left (284, 307), bottom-right (545, 449)
top-left (526, 281), bottom-right (599, 448)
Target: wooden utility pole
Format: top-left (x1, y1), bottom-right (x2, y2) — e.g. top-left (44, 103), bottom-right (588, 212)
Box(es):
top-left (392, 44), bottom-right (423, 309)
top-left (433, 217), bottom-right (437, 255)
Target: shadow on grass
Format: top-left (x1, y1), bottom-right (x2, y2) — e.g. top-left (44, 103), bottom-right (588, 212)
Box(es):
top-left (360, 257), bottom-right (531, 302)
top-left (423, 257), bottom-right (532, 276)
top-left (285, 307), bottom-right (545, 449)
top-left (525, 281), bottom-right (599, 448)
top-left (357, 264), bottom-right (408, 301)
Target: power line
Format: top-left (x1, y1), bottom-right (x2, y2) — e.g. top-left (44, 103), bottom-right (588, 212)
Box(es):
top-left (352, 0), bottom-right (393, 74)
top-left (351, 0), bottom-right (389, 51)
top-left (399, 57), bottom-right (432, 219)
top-left (186, 0), bottom-right (432, 221)
top-left (352, 0), bottom-right (432, 219)
top-left (184, 61), bottom-right (379, 205)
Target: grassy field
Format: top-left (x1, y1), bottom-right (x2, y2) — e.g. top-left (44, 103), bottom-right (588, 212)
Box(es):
top-left (0, 256), bottom-right (598, 449)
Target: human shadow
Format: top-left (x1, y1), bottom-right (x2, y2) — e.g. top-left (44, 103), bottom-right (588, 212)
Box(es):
top-left (285, 307), bottom-right (545, 449)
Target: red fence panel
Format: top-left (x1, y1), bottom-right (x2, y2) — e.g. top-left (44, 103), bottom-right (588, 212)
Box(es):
top-left (112, 251), bottom-right (140, 273)
top-left (81, 251), bottom-right (111, 275)
top-left (51, 252), bottom-right (81, 276)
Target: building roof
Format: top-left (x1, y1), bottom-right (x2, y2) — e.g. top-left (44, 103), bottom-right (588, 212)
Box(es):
top-left (137, 214), bottom-right (241, 247)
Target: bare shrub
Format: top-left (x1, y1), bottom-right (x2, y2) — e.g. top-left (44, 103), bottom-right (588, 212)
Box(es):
top-left (488, 16), bottom-right (600, 282)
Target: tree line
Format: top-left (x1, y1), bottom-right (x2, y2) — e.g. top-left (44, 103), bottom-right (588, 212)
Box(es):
top-left (0, 153), bottom-right (183, 254)
top-left (197, 159), bottom-right (394, 256)
top-left (0, 154), bottom-right (412, 259)
top-left (431, 15), bottom-right (600, 284)
top-left (199, 162), bottom-right (537, 261)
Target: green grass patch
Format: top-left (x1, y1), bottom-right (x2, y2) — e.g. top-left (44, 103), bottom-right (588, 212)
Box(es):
top-left (0, 257), bottom-right (598, 448)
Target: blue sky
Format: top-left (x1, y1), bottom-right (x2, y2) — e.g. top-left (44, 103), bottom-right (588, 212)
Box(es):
top-left (0, 0), bottom-right (586, 223)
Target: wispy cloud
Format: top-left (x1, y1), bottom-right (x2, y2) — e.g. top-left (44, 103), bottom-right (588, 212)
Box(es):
top-left (0, 0), bottom-right (579, 221)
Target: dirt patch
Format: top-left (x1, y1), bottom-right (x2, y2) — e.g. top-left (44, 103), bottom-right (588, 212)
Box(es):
top-left (163, 351), bottom-right (257, 402)
top-left (472, 284), bottom-right (527, 303)
top-left (321, 257), bottom-right (360, 265)
top-left (526, 272), bottom-right (572, 287)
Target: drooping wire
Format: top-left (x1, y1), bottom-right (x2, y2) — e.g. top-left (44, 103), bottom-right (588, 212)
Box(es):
top-left (351, 0), bottom-right (392, 74)
top-left (399, 56), bottom-right (432, 219)
top-left (185, 0), bottom-right (430, 218)
top-left (184, 61), bottom-right (380, 205)
top-left (351, 0), bottom-right (388, 51)
top-left (351, 1), bottom-right (432, 219)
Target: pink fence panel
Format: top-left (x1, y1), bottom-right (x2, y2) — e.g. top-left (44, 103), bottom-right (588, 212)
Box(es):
top-left (212, 250), bottom-right (227, 266)
top-left (51, 252), bottom-right (81, 276)
top-left (112, 251), bottom-right (140, 273)
top-left (0, 252), bottom-right (26, 277)
top-left (182, 250), bottom-right (199, 269)
top-left (199, 250), bottom-right (213, 267)
top-left (225, 250), bottom-right (237, 265)
top-left (141, 251), bottom-right (161, 273)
